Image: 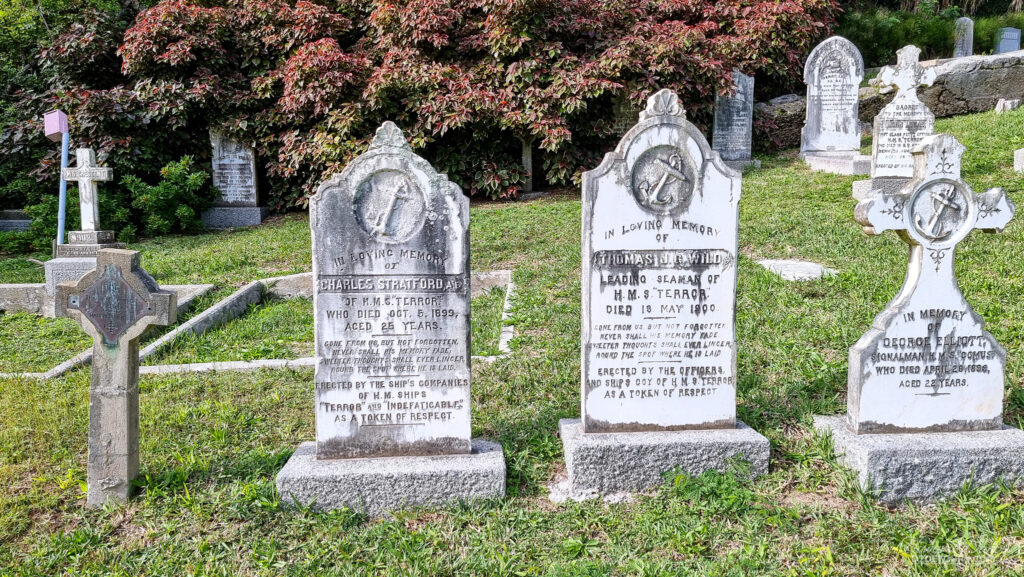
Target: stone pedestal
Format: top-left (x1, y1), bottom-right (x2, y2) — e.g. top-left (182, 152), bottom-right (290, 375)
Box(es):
top-left (814, 415), bottom-right (1024, 504)
top-left (44, 230), bottom-right (125, 297)
top-left (852, 177), bottom-right (909, 201)
top-left (200, 206), bottom-right (269, 228)
top-left (559, 419), bottom-right (769, 497)
top-left (802, 152), bottom-right (871, 175)
top-left (276, 440), bottom-right (506, 517)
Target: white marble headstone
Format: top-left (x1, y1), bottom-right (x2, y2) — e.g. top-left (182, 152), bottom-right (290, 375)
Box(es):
top-left (801, 36), bottom-right (865, 155)
top-left (310, 122), bottom-right (471, 459)
top-left (871, 46), bottom-right (936, 179)
top-left (953, 17), bottom-right (973, 58)
top-left (850, 134), bottom-right (1014, 434)
top-left (581, 89), bottom-right (741, 433)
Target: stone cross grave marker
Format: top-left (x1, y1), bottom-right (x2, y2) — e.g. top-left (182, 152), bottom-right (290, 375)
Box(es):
top-left (801, 36), bottom-right (865, 156)
top-left (954, 17), bottom-right (973, 58)
top-left (850, 134), bottom-right (1014, 434)
top-left (558, 89), bottom-right (768, 499)
top-left (275, 121), bottom-right (504, 517)
top-left (55, 249), bottom-right (176, 508)
top-left (712, 70), bottom-right (758, 170)
top-left (871, 45), bottom-right (936, 179)
top-left (62, 148), bottom-right (112, 232)
top-left (995, 27), bottom-right (1021, 54)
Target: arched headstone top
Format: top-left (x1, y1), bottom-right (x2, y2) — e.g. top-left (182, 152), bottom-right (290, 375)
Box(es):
top-left (580, 88), bottom-right (741, 434)
top-left (804, 36), bottom-right (864, 82)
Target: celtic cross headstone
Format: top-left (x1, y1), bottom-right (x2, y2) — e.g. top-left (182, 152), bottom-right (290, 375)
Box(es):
top-left (56, 249), bottom-right (176, 507)
top-left (815, 134), bottom-right (1024, 504)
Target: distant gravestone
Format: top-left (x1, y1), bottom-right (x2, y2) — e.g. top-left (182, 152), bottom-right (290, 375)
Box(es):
top-left (800, 36), bottom-right (870, 175)
top-left (954, 17), bottom-right (973, 57)
top-left (275, 122), bottom-right (505, 517)
top-left (559, 89), bottom-right (768, 498)
top-left (202, 130), bottom-right (268, 228)
top-left (871, 46), bottom-right (936, 179)
top-left (712, 70), bottom-right (759, 170)
top-left (44, 149), bottom-right (125, 301)
top-left (611, 95), bottom-right (643, 137)
top-left (995, 27), bottom-right (1021, 54)
top-left (815, 134), bottom-right (1024, 504)
top-left (56, 249), bottom-right (176, 507)
top-left (1015, 149), bottom-right (1024, 172)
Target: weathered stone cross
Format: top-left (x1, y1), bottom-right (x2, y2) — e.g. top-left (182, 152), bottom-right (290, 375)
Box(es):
top-left (857, 134), bottom-right (1013, 276)
top-left (61, 148), bottom-right (112, 232)
top-left (848, 134), bottom-right (1014, 433)
top-left (56, 249), bottom-right (176, 507)
top-left (877, 45), bottom-right (936, 100)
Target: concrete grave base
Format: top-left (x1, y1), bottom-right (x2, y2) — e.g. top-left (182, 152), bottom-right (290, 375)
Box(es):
top-left (45, 257), bottom-right (102, 298)
top-left (852, 177), bottom-right (910, 201)
top-left (801, 152), bottom-right (871, 175)
top-left (1015, 148), bottom-right (1024, 173)
top-left (814, 415), bottom-right (1024, 505)
top-left (557, 418), bottom-right (769, 499)
top-left (201, 206), bottom-right (269, 229)
top-left (276, 440), bottom-right (506, 517)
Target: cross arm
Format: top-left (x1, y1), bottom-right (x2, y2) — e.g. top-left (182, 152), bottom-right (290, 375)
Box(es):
top-left (975, 188), bottom-right (1015, 232)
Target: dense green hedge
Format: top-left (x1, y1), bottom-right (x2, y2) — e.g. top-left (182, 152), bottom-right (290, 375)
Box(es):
top-left (838, 7), bottom-right (1024, 68)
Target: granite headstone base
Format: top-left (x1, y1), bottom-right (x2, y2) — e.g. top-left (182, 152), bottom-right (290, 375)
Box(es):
top-left (814, 415), bottom-right (1024, 505)
top-left (45, 257), bottom-right (103, 298)
top-left (801, 152), bottom-right (871, 176)
top-left (1015, 149), bottom-right (1024, 173)
top-left (201, 206), bottom-right (270, 229)
top-left (558, 419), bottom-right (769, 498)
top-left (724, 159), bottom-right (761, 172)
top-left (851, 177), bottom-right (910, 201)
top-left (276, 440), bottom-right (506, 517)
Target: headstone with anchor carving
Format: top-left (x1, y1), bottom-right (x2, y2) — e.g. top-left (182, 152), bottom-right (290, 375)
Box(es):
top-left (853, 45), bottom-right (936, 201)
top-left (557, 89), bottom-right (768, 500)
top-left (44, 148), bottom-right (125, 303)
top-left (275, 121), bottom-right (505, 517)
top-left (55, 249), bottom-right (176, 508)
top-left (815, 134), bottom-right (1024, 504)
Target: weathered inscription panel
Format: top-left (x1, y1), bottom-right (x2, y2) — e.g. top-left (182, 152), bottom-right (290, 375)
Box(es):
top-left (712, 70), bottom-right (754, 162)
top-left (210, 131), bottom-right (258, 207)
top-left (872, 106), bottom-right (934, 176)
top-left (583, 90), bottom-right (740, 433)
top-left (801, 36), bottom-right (864, 154)
top-left (311, 122), bottom-right (471, 459)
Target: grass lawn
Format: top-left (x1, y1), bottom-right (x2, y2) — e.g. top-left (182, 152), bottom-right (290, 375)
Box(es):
top-left (2, 109), bottom-right (1024, 575)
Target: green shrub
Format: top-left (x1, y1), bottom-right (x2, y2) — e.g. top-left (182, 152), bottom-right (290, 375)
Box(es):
top-left (839, 7), bottom-right (1024, 68)
top-left (122, 156), bottom-right (217, 237)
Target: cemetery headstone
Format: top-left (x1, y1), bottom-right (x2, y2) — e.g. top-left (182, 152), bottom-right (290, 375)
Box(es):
top-left (56, 248), bottom-right (176, 507)
top-left (995, 27), bottom-right (1021, 54)
top-left (815, 134), bottom-right (1024, 503)
top-left (201, 130), bottom-right (269, 228)
top-left (44, 149), bottom-right (125, 302)
top-left (853, 46), bottom-right (936, 201)
top-left (559, 89), bottom-right (768, 498)
top-left (276, 121), bottom-right (505, 517)
top-left (800, 36), bottom-right (870, 175)
top-left (712, 70), bottom-right (759, 170)
top-left (953, 17), bottom-right (973, 57)
top-left (1015, 149), bottom-right (1024, 172)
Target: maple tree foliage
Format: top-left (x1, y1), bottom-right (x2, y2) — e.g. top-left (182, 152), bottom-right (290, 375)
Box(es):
top-left (4, 0), bottom-right (837, 213)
